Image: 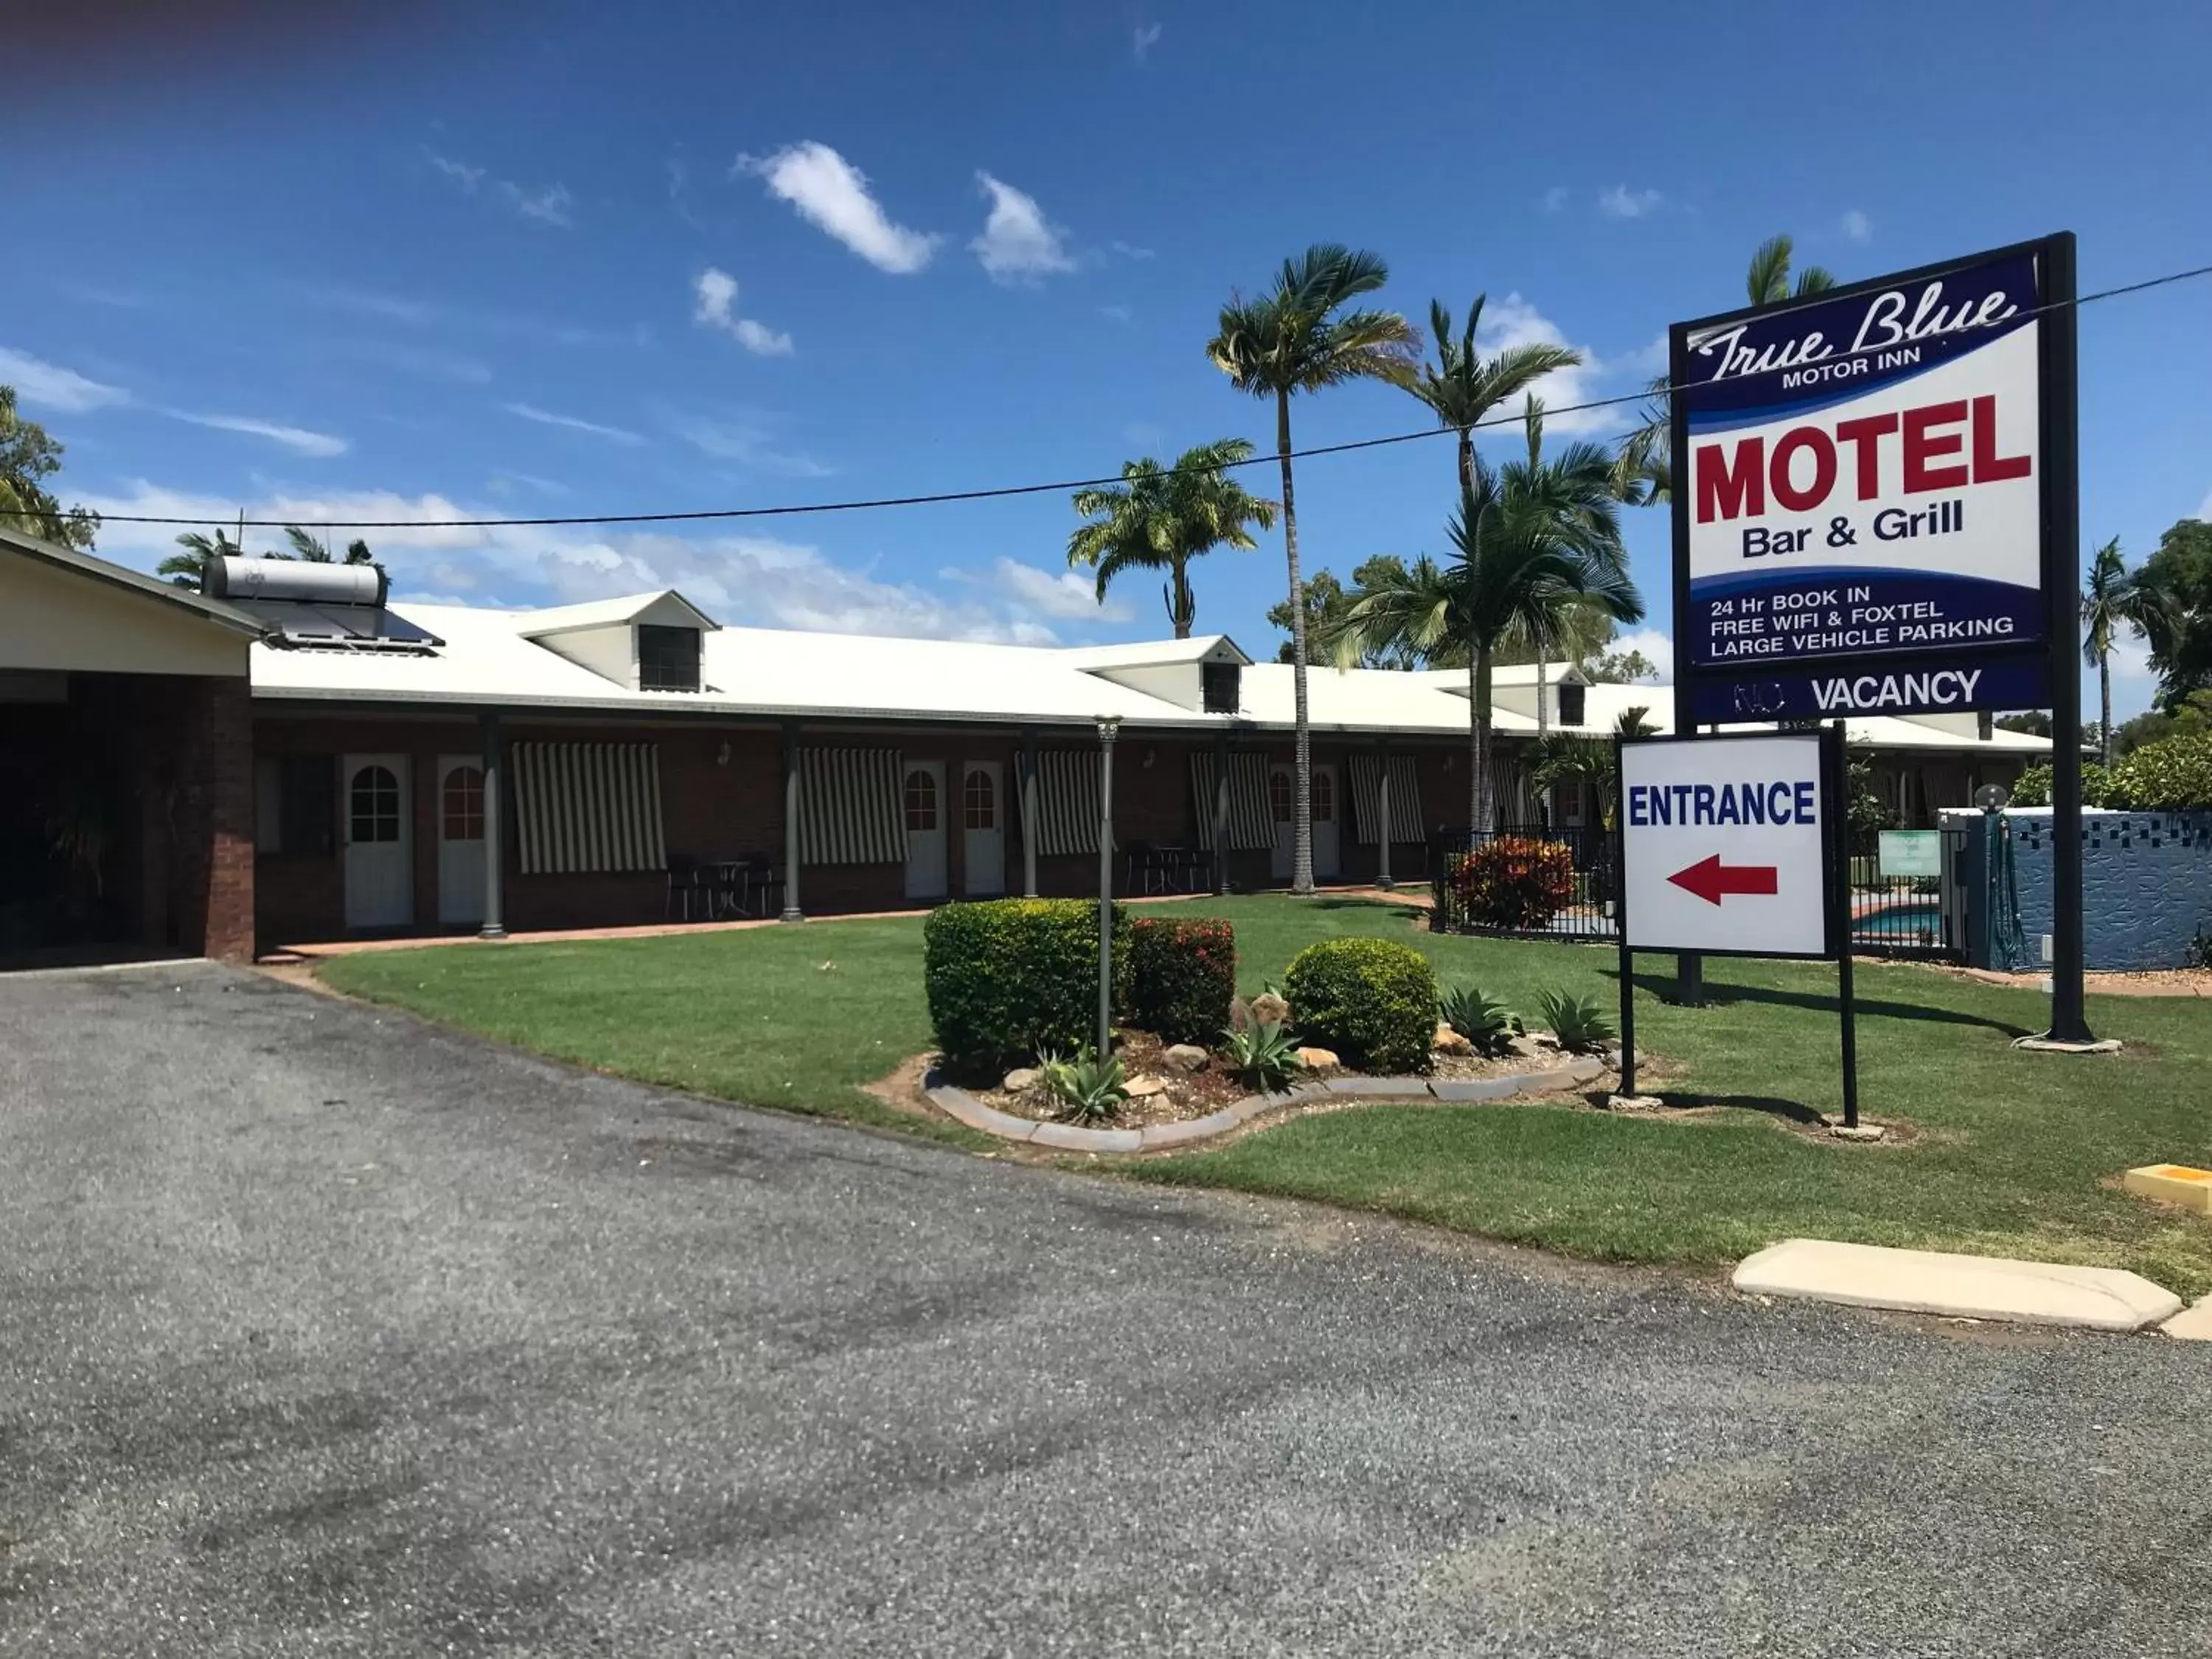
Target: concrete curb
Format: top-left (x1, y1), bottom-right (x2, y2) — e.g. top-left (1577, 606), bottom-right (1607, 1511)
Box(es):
top-left (1734, 1238), bottom-right (2184, 1332)
top-left (922, 1055), bottom-right (1606, 1155)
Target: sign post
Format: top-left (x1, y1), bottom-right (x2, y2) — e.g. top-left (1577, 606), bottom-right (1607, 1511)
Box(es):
top-left (1668, 233), bottom-right (2086, 1041)
top-left (1615, 728), bottom-right (1857, 1126)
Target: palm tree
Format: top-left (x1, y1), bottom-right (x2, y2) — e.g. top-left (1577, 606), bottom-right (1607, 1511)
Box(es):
top-left (1745, 234), bottom-right (1837, 306)
top-left (1407, 295), bottom-right (1582, 501)
top-left (2081, 536), bottom-right (2152, 765)
top-left (1208, 244), bottom-right (1420, 893)
top-left (159, 527), bottom-right (244, 588)
top-left (1065, 440), bottom-right (1278, 637)
top-left (1335, 402), bottom-right (1644, 830)
top-left (284, 525), bottom-right (378, 566)
top-left (1615, 234), bottom-right (1842, 504)
top-left (1527, 706), bottom-right (1658, 830)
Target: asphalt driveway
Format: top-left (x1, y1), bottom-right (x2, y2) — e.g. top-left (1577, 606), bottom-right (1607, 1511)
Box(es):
top-left (1, 962), bottom-right (2206, 1658)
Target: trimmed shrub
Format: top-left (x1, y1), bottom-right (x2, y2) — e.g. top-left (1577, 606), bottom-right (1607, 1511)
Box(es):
top-left (924, 899), bottom-right (1129, 1079)
top-left (1127, 917), bottom-right (1236, 1046)
top-left (2010, 734), bottom-right (2211, 812)
top-left (1282, 936), bottom-right (1439, 1075)
top-left (1448, 836), bottom-right (1575, 931)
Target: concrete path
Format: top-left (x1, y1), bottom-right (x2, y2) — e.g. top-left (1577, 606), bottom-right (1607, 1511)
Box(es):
top-left (1735, 1239), bottom-right (2185, 1331)
top-left (4, 964), bottom-right (2211, 1657)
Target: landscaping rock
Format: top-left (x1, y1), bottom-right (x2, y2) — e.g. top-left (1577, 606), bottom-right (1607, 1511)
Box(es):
top-left (1506, 1033), bottom-right (1548, 1060)
top-left (1293, 1046), bottom-right (1338, 1070)
top-left (1251, 991), bottom-right (1290, 1027)
top-left (1003, 1068), bottom-right (1040, 1093)
top-left (1125, 1074), bottom-right (1168, 1099)
top-left (1433, 1024), bottom-right (1475, 1056)
top-left (1164, 1043), bottom-right (1211, 1073)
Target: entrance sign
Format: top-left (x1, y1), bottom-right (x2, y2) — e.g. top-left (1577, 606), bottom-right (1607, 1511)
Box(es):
top-left (1618, 732), bottom-right (1834, 959)
top-left (1670, 237), bottom-right (2070, 724)
top-left (1614, 728), bottom-right (1860, 1127)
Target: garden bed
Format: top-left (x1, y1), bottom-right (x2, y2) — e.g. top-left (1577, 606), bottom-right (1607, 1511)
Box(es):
top-left (953, 1027), bottom-right (1610, 1130)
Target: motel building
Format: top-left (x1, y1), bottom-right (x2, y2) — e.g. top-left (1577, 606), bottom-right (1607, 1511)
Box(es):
top-left (0, 529), bottom-right (2052, 962)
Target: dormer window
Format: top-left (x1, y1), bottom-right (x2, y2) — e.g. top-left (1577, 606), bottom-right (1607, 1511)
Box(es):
top-left (639, 624), bottom-right (701, 692)
top-left (1558, 682), bottom-right (1586, 727)
top-left (1202, 661), bottom-right (1241, 714)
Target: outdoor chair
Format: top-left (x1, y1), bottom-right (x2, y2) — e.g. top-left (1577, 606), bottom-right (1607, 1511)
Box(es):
top-left (733, 852), bottom-right (785, 919)
top-left (664, 854), bottom-right (705, 922)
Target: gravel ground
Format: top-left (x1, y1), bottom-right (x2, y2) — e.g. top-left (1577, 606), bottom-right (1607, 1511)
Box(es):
top-left (1, 961), bottom-right (2206, 1658)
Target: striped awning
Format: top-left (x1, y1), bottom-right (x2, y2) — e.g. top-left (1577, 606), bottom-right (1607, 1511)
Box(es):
top-left (1348, 754), bottom-right (1425, 845)
top-left (801, 747), bottom-right (907, 865)
top-left (1026, 748), bottom-right (1103, 857)
top-left (512, 742), bottom-right (667, 875)
top-left (1188, 752), bottom-right (1273, 850)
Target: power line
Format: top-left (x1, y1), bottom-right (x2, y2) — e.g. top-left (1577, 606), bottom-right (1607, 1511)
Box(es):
top-left (9, 257), bottom-right (2209, 534)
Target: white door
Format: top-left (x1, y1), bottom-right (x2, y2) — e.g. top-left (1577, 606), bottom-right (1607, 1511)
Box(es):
top-left (1269, 765), bottom-right (1295, 880)
top-left (903, 761), bottom-right (947, 900)
top-left (961, 761), bottom-right (1006, 897)
top-left (343, 754), bottom-right (412, 929)
top-left (437, 754), bottom-right (486, 925)
top-left (1311, 763), bottom-right (1342, 880)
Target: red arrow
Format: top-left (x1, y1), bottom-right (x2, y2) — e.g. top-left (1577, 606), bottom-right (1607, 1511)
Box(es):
top-left (1668, 854), bottom-right (1780, 905)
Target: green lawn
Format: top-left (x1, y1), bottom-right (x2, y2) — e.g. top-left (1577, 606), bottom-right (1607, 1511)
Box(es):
top-left (319, 896), bottom-right (2212, 1295)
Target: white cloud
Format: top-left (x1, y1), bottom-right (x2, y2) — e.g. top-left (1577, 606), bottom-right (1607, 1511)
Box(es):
top-left (1543, 185), bottom-right (1570, 213)
top-left (503, 402), bottom-right (647, 446)
top-left (168, 412), bottom-right (348, 458)
top-left (992, 559), bottom-right (1133, 622)
top-left (1842, 209), bottom-right (1873, 244)
top-left (970, 173), bottom-right (1076, 282)
top-left (298, 284), bottom-right (439, 325)
top-left (0, 346), bottom-right (131, 412)
top-left (736, 142), bottom-right (939, 274)
top-left (669, 414), bottom-right (830, 477)
top-left (692, 267), bottom-right (794, 357)
top-left (499, 181), bottom-right (574, 227)
top-left (422, 147), bottom-right (484, 190)
top-left (422, 147), bottom-right (572, 227)
top-left (1099, 303), bottom-right (1133, 324)
top-left (1133, 21), bottom-right (1162, 59)
top-left (2198, 487), bottom-right (2211, 521)
top-left (1109, 239), bottom-right (1155, 260)
top-left (1470, 294), bottom-right (1613, 438)
top-left (1597, 184), bottom-right (1663, 219)
top-left (80, 481), bottom-right (1075, 645)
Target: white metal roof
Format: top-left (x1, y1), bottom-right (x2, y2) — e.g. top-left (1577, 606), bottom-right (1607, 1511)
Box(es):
top-left (246, 588), bottom-right (2053, 755)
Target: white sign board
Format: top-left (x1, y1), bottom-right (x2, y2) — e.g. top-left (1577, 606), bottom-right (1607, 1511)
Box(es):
top-left (1619, 734), bottom-right (1832, 958)
top-left (1878, 829), bottom-right (1941, 879)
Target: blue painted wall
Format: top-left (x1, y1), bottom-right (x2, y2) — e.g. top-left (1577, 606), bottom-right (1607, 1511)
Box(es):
top-left (1966, 810), bottom-right (2212, 971)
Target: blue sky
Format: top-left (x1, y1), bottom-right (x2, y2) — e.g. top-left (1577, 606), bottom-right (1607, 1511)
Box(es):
top-left (7, 0), bottom-right (2208, 717)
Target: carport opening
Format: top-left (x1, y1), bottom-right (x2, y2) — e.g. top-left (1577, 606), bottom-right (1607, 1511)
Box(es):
top-left (0, 670), bottom-right (226, 967)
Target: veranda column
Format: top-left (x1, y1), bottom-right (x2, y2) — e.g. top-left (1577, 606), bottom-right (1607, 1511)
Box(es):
top-left (780, 723), bottom-right (804, 922)
top-left (477, 710), bottom-right (506, 939)
top-left (1376, 738), bottom-right (1394, 891)
top-left (1212, 728), bottom-right (1231, 896)
top-left (1021, 730), bottom-right (1040, 899)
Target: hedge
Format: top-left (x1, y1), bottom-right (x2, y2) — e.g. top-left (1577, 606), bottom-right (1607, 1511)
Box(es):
top-left (1282, 936), bottom-right (1438, 1074)
top-left (2009, 731), bottom-right (2212, 812)
top-left (923, 899), bottom-right (1128, 1080)
top-left (1128, 917), bottom-right (1236, 1046)
top-left (1447, 836), bottom-right (1575, 930)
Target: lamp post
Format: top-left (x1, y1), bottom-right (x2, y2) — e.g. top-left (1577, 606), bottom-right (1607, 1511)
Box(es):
top-left (1095, 715), bottom-right (1121, 1057)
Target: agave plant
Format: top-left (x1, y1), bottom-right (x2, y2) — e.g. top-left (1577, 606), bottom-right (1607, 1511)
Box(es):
top-left (1439, 985), bottom-right (1520, 1056)
top-left (1534, 988), bottom-right (1615, 1054)
top-left (1038, 1047), bottom-right (1130, 1124)
top-left (1220, 1020), bottom-right (1305, 1094)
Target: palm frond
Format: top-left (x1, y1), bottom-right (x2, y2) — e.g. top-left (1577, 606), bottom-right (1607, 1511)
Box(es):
top-left (1747, 236), bottom-right (1794, 307)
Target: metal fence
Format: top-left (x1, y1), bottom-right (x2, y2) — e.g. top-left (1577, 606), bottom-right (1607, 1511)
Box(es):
top-left (1430, 819), bottom-right (1972, 960)
top-left (1846, 822), bottom-right (1971, 959)
top-left (1429, 824), bottom-right (1616, 942)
